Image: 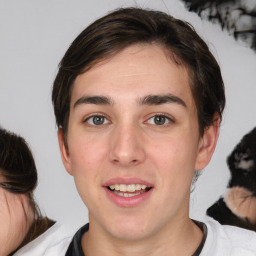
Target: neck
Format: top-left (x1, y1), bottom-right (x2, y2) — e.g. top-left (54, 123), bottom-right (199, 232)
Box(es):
top-left (82, 215), bottom-right (203, 256)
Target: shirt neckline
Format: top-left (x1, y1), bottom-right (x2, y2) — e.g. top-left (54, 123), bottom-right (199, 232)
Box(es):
top-left (65, 221), bottom-right (208, 256)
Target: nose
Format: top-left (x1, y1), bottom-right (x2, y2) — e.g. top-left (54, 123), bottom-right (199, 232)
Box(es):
top-left (109, 123), bottom-right (146, 167)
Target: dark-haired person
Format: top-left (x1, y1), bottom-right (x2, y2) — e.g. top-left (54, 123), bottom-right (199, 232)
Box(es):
top-left (0, 127), bottom-right (71, 255)
top-left (0, 176), bottom-right (33, 256)
top-left (52, 7), bottom-right (256, 256)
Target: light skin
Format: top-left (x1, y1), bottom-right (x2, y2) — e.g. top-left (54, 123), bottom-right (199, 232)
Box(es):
top-left (225, 186), bottom-right (256, 224)
top-left (58, 44), bottom-right (219, 256)
top-left (0, 177), bottom-right (33, 256)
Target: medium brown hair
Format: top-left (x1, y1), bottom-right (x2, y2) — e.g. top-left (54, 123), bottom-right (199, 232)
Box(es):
top-left (0, 128), bottom-right (54, 254)
top-left (52, 7), bottom-right (225, 140)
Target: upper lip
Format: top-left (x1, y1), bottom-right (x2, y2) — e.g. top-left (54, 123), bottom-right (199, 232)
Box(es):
top-left (103, 177), bottom-right (154, 187)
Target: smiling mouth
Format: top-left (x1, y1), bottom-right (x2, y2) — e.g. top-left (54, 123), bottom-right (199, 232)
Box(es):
top-left (107, 184), bottom-right (152, 197)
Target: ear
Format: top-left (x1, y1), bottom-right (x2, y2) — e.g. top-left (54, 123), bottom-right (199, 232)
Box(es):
top-left (57, 128), bottom-right (73, 176)
top-left (195, 114), bottom-right (220, 170)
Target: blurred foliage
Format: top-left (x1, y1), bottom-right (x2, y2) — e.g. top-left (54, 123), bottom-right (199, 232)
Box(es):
top-left (182, 0), bottom-right (256, 50)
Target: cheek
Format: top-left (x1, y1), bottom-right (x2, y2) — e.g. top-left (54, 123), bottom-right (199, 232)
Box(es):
top-left (149, 134), bottom-right (198, 187)
top-left (68, 136), bottom-right (109, 202)
top-left (69, 134), bottom-right (108, 171)
top-left (150, 135), bottom-right (198, 169)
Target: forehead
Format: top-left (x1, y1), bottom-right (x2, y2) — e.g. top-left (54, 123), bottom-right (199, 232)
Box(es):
top-left (71, 44), bottom-right (194, 108)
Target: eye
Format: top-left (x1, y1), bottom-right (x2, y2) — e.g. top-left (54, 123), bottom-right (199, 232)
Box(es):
top-left (84, 115), bottom-right (109, 126)
top-left (147, 115), bottom-right (173, 126)
top-left (0, 182), bottom-right (22, 193)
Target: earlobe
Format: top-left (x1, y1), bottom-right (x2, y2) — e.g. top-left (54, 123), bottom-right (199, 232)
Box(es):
top-left (57, 128), bottom-right (73, 176)
top-left (195, 114), bottom-right (220, 171)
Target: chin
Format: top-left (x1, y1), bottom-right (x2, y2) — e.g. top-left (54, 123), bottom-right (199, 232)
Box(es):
top-left (105, 215), bottom-right (153, 241)
top-left (111, 227), bottom-right (151, 241)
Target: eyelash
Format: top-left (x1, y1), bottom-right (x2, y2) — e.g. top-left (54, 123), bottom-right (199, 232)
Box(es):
top-left (83, 113), bottom-right (174, 128)
top-left (145, 113), bottom-right (174, 126)
top-left (83, 114), bottom-right (110, 126)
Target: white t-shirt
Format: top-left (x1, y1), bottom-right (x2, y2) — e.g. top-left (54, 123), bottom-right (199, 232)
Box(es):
top-left (13, 222), bottom-right (72, 256)
top-left (201, 218), bottom-right (256, 256)
top-left (15, 219), bottom-right (255, 255)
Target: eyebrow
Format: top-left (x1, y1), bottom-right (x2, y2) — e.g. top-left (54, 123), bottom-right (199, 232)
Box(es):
top-left (73, 96), bottom-right (113, 108)
top-left (139, 94), bottom-right (187, 107)
top-left (73, 94), bottom-right (186, 108)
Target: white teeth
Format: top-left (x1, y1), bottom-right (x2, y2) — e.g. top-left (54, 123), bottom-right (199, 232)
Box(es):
top-left (113, 191), bottom-right (142, 197)
top-left (108, 184), bottom-right (148, 192)
top-left (141, 185), bottom-right (146, 190)
top-left (135, 184), bottom-right (141, 190)
top-left (127, 184), bottom-right (135, 192)
top-left (120, 184), bottom-right (126, 192)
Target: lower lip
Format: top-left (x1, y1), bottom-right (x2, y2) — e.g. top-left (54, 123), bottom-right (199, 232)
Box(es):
top-left (104, 187), bottom-right (153, 207)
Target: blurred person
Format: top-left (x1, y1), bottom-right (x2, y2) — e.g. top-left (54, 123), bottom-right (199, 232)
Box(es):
top-left (0, 127), bottom-right (71, 255)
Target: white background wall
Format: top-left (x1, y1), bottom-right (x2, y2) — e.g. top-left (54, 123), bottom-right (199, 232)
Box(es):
top-left (0, 0), bottom-right (255, 235)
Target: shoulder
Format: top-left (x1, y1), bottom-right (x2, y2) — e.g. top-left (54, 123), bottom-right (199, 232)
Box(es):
top-left (201, 218), bottom-right (256, 256)
top-left (13, 222), bottom-right (72, 256)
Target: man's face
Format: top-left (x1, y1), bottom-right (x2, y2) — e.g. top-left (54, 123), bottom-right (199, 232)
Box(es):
top-left (59, 44), bottom-right (217, 241)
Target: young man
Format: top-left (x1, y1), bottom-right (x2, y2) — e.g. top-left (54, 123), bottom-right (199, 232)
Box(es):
top-left (52, 7), bottom-right (256, 256)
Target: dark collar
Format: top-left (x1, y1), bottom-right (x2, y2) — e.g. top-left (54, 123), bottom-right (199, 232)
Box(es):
top-left (192, 220), bottom-right (208, 256)
top-left (65, 223), bottom-right (88, 256)
top-left (65, 221), bottom-right (207, 256)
